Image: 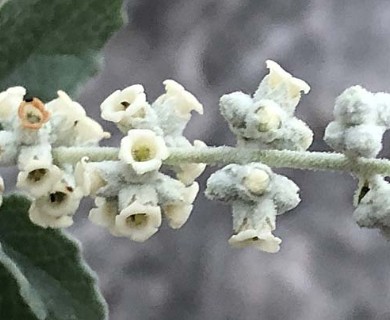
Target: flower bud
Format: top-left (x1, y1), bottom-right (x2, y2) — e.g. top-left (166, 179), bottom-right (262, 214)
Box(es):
top-left (115, 200), bottom-right (162, 242)
top-left (243, 168), bottom-right (270, 195)
top-left (255, 102), bottom-right (281, 132)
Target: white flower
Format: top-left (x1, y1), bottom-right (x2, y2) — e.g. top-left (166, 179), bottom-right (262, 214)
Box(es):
top-left (46, 90), bottom-right (86, 131)
top-left (0, 86), bottom-right (26, 122)
top-left (74, 157), bottom-right (107, 196)
top-left (119, 129), bottom-right (169, 174)
top-left (72, 116), bottom-right (110, 146)
top-left (46, 91), bottom-right (108, 146)
top-left (230, 205), bottom-right (281, 253)
top-left (162, 182), bottom-right (199, 229)
top-left (115, 200), bottom-right (162, 242)
top-left (243, 168), bottom-right (270, 195)
top-left (176, 140), bottom-right (207, 185)
top-left (163, 204), bottom-right (193, 229)
top-left (253, 61), bottom-right (310, 115)
top-left (264, 60), bottom-right (310, 98)
top-left (101, 84), bottom-right (146, 123)
top-left (17, 161), bottom-right (63, 197)
top-left (183, 181), bottom-right (200, 203)
top-left (29, 203), bottom-right (74, 229)
top-left (88, 197), bottom-right (122, 236)
top-left (33, 180), bottom-right (82, 218)
top-left (228, 229), bottom-right (282, 253)
top-left (89, 197), bottom-right (117, 227)
top-left (154, 80), bottom-right (203, 118)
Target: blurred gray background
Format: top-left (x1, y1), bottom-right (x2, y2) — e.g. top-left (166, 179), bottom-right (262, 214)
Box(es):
top-left (66, 1), bottom-right (390, 319)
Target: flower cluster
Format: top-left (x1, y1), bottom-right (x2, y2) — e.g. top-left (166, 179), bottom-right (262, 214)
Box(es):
top-left (324, 86), bottom-right (390, 237)
top-left (0, 81), bottom-right (205, 241)
top-left (206, 163), bottom-right (300, 253)
top-left (219, 60), bottom-right (313, 151)
top-left (204, 62), bottom-right (308, 252)
top-left (4, 60), bottom-right (390, 251)
top-left (80, 80), bottom-right (205, 241)
top-left (206, 163), bottom-right (300, 252)
top-left (324, 86), bottom-right (390, 158)
top-left (0, 88), bottom-right (108, 228)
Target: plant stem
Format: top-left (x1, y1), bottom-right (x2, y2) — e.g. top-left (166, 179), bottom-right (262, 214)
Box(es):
top-left (52, 146), bottom-right (390, 176)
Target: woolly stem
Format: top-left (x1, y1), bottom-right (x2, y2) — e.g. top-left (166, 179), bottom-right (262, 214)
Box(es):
top-left (53, 146), bottom-right (390, 176)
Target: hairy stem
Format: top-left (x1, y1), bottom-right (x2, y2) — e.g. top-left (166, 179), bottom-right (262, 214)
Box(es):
top-left (52, 146), bottom-right (390, 176)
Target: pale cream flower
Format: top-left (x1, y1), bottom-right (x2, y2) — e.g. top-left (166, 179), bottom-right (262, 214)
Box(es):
top-left (18, 98), bottom-right (50, 129)
top-left (46, 90), bottom-right (86, 131)
top-left (88, 197), bottom-right (122, 236)
top-left (29, 203), bottom-right (74, 229)
top-left (33, 180), bottom-right (83, 218)
top-left (162, 182), bottom-right (199, 229)
top-left (183, 181), bottom-right (200, 203)
top-left (16, 160), bottom-right (63, 197)
top-left (230, 205), bottom-right (280, 253)
top-left (0, 86), bottom-right (26, 121)
top-left (154, 80), bottom-right (203, 118)
top-left (228, 229), bottom-right (281, 253)
top-left (119, 129), bottom-right (169, 174)
top-left (176, 140), bottom-right (207, 185)
top-left (100, 84), bottom-right (146, 123)
top-left (72, 116), bottom-right (110, 146)
top-left (242, 168), bottom-right (270, 195)
top-left (89, 197), bottom-right (117, 227)
top-left (115, 200), bottom-right (162, 242)
top-left (163, 204), bottom-right (193, 229)
top-left (265, 60), bottom-right (310, 98)
top-left (75, 157), bottom-right (107, 196)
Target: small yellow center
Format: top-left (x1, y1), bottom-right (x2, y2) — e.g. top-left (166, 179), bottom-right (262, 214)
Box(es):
top-left (127, 213), bottom-right (148, 228)
top-left (27, 168), bottom-right (48, 182)
top-left (243, 169), bottom-right (270, 195)
top-left (132, 145), bottom-right (152, 162)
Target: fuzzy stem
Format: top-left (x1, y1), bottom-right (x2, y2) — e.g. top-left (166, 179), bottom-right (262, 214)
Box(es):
top-left (53, 146), bottom-right (390, 176)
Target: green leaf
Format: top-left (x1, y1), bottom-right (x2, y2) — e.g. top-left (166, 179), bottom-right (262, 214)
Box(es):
top-left (0, 195), bottom-right (108, 320)
top-left (0, 0), bottom-right (125, 100)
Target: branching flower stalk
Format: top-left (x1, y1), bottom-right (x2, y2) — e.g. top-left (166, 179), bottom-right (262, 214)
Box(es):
top-left (2, 60), bottom-right (390, 253)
